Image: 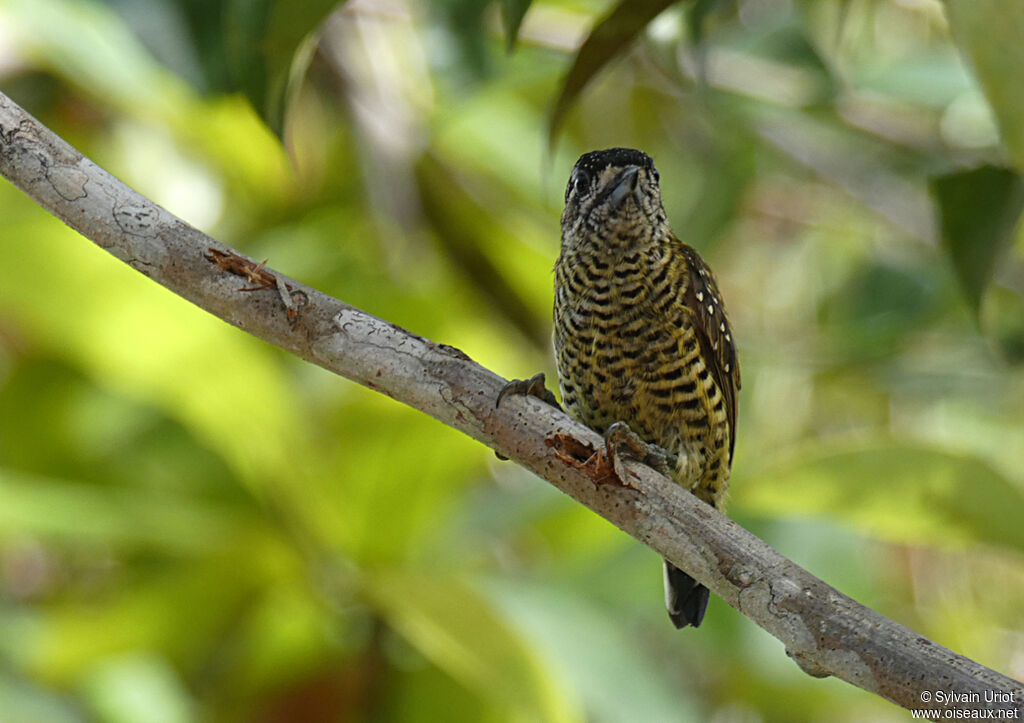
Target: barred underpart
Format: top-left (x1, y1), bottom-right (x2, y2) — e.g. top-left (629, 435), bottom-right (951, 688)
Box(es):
top-left (554, 148), bottom-right (741, 628)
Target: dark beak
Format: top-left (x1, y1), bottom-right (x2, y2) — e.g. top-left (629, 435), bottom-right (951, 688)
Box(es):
top-left (608, 166), bottom-right (640, 209)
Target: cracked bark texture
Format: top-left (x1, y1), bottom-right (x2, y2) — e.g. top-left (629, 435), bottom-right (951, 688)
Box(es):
top-left (1, 91), bottom-right (1021, 717)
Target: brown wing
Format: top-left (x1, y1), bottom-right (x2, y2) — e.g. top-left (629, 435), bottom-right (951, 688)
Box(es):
top-left (678, 242), bottom-right (741, 462)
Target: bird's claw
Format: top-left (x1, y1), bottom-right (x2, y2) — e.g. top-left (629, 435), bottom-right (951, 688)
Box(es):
top-left (494, 373), bottom-right (561, 460)
top-left (603, 421), bottom-right (677, 477)
top-left (495, 372), bottom-right (561, 410)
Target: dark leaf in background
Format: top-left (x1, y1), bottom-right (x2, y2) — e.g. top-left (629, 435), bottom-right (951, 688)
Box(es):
top-left (946, 0), bottom-right (1024, 170)
top-left (686, 0), bottom-right (733, 49)
top-left (103, 0), bottom-right (341, 136)
top-left (428, 0), bottom-right (496, 82)
top-left (930, 165), bottom-right (1024, 315)
top-left (222, 0), bottom-right (342, 136)
top-left (548, 0), bottom-right (684, 146)
top-left (500, 0), bottom-right (533, 52)
top-left (99, 0), bottom-right (215, 91)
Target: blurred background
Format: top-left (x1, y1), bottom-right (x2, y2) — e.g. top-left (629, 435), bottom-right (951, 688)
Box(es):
top-left (1, 0), bottom-right (1023, 720)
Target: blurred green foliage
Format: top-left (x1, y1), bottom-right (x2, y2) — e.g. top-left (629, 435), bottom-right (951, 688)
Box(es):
top-left (1, 0), bottom-right (1023, 721)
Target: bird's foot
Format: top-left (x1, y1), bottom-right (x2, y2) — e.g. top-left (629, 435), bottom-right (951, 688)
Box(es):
top-left (494, 373), bottom-right (560, 460)
top-left (603, 421), bottom-right (678, 478)
top-left (495, 372), bottom-right (561, 410)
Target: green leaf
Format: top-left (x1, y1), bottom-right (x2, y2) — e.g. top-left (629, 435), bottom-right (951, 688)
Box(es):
top-left (500, 0), bottom-right (532, 52)
top-left (946, 0), bottom-right (1024, 170)
top-left (738, 441), bottom-right (1024, 552)
top-left (548, 0), bottom-right (683, 145)
top-left (365, 570), bottom-right (580, 722)
top-left (142, 0), bottom-right (340, 134)
top-left (24, 0), bottom-right (332, 134)
top-left (930, 166), bottom-right (1024, 314)
top-left (222, 0), bottom-right (341, 136)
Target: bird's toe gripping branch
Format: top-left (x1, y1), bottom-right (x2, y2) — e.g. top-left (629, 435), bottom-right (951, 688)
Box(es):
top-left (494, 372), bottom-right (561, 411)
top-left (603, 421), bottom-right (678, 479)
top-left (493, 372), bottom-right (562, 461)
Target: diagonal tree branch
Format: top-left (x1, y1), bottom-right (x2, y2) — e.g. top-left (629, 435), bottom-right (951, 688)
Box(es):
top-left (1, 91), bottom-right (1020, 717)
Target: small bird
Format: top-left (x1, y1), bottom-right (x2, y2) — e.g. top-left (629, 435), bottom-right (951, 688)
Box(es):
top-left (500, 148), bottom-right (740, 628)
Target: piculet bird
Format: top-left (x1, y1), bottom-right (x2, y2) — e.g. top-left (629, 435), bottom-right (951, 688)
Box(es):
top-left (499, 147), bottom-right (740, 628)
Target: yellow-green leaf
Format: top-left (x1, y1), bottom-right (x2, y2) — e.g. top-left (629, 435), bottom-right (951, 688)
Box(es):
top-left (365, 570), bottom-right (581, 723)
top-left (738, 441), bottom-right (1024, 552)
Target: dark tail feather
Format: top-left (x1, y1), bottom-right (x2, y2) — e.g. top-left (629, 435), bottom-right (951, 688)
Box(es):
top-left (664, 560), bottom-right (710, 629)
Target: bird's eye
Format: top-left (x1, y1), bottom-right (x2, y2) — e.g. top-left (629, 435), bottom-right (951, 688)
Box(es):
top-left (651, 167), bottom-right (660, 183)
top-left (572, 169), bottom-right (591, 196)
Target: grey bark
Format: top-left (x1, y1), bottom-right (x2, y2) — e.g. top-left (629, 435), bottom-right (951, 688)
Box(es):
top-left (1, 91), bottom-right (1020, 717)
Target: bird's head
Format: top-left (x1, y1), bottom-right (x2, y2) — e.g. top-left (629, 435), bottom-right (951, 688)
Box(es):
top-left (561, 147), bottom-right (668, 249)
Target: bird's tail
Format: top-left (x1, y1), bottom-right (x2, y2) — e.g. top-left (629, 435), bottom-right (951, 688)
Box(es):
top-left (664, 560), bottom-right (710, 629)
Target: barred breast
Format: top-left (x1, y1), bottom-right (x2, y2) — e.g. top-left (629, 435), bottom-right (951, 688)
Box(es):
top-left (553, 235), bottom-right (737, 508)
